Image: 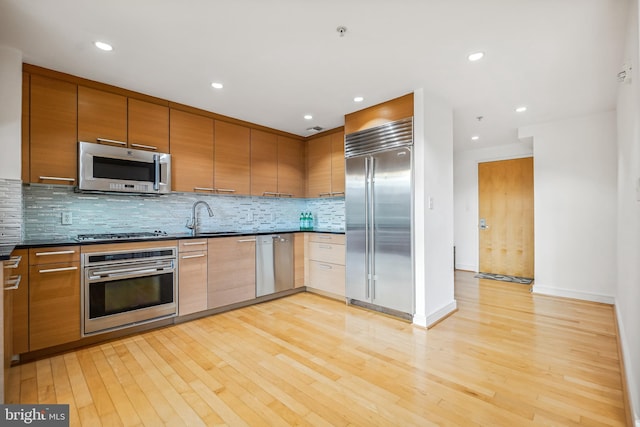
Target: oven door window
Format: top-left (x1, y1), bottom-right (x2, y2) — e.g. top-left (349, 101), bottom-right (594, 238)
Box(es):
top-left (89, 272), bottom-right (174, 318)
top-left (93, 156), bottom-right (156, 183)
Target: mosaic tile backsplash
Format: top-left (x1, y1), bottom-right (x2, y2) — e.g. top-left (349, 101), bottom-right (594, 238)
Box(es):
top-left (22, 184), bottom-right (345, 240)
top-left (0, 178), bottom-right (22, 241)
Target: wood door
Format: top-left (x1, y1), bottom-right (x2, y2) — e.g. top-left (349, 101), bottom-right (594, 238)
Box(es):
top-left (78, 86), bottom-right (127, 144)
top-left (478, 157), bottom-right (534, 278)
top-left (30, 74), bottom-right (78, 185)
top-left (169, 109), bottom-right (214, 193)
top-left (306, 134), bottom-right (332, 197)
top-left (207, 236), bottom-right (255, 309)
top-left (250, 129), bottom-right (278, 196)
top-left (128, 98), bottom-right (169, 152)
top-left (214, 121), bottom-right (251, 195)
top-left (277, 135), bottom-right (305, 198)
top-left (331, 131), bottom-right (345, 195)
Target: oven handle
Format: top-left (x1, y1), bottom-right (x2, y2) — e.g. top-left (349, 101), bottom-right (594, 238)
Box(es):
top-left (89, 262), bottom-right (174, 278)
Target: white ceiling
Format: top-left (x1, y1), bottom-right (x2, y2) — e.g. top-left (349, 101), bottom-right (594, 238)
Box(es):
top-left (0, 0), bottom-right (630, 152)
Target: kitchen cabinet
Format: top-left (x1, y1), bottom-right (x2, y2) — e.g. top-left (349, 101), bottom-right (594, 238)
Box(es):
top-left (28, 246), bottom-right (81, 351)
top-left (277, 135), bottom-right (305, 197)
top-left (214, 120), bottom-right (251, 195)
top-left (21, 72), bottom-right (30, 183)
top-left (170, 108), bottom-right (215, 193)
top-left (306, 233), bottom-right (346, 298)
top-left (207, 236), bottom-right (255, 308)
top-left (78, 85), bottom-right (128, 145)
top-left (294, 233), bottom-right (305, 288)
top-left (306, 130), bottom-right (345, 198)
top-left (128, 98), bottom-right (170, 152)
top-left (251, 131), bottom-right (305, 198)
top-left (7, 249), bottom-right (28, 355)
top-left (29, 74), bottom-right (78, 185)
top-left (178, 239), bottom-right (208, 316)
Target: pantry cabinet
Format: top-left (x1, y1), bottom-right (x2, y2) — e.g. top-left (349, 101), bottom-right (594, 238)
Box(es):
top-left (178, 239), bottom-right (208, 316)
top-left (170, 109), bottom-right (215, 193)
top-left (207, 236), bottom-right (256, 308)
top-left (306, 130), bottom-right (345, 198)
top-left (29, 74), bottom-right (78, 185)
top-left (214, 120), bottom-right (251, 195)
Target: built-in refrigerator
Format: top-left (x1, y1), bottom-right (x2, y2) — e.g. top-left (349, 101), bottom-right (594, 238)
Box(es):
top-left (345, 117), bottom-right (414, 319)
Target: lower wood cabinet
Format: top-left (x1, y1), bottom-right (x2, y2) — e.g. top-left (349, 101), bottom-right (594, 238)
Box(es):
top-left (207, 236), bottom-right (256, 309)
top-left (178, 239), bottom-right (208, 316)
top-left (306, 233), bottom-right (346, 298)
top-left (8, 249), bottom-right (29, 355)
top-left (28, 246), bottom-right (80, 351)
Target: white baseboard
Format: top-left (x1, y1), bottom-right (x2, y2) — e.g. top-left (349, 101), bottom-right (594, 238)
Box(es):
top-left (454, 263), bottom-right (477, 272)
top-left (413, 300), bottom-right (457, 328)
top-left (532, 284), bottom-right (615, 304)
top-left (614, 302), bottom-right (640, 427)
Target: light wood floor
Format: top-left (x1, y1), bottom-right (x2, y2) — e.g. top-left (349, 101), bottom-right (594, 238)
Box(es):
top-left (6, 271), bottom-right (628, 426)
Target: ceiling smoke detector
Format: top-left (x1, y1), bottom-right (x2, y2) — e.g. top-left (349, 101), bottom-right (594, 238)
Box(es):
top-left (336, 26), bottom-right (347, 37)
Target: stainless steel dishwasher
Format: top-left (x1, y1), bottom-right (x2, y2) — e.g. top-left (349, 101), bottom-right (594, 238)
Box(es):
top-left (256, 234), bottom-right (294, 297)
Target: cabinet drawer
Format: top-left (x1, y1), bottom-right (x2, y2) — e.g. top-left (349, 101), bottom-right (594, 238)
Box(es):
top-left (309, 261), bottom-right (345, 296)
top-left (29, 246), bottom-right (80, 265)
top-left (308, 233), bottom-right (345, 245)
top-left (179, 239), bottom-right (208, 252)
top-left (7, 249), bottom-right (29, 354)
top-left (308, 242), bottom-right (345, 265)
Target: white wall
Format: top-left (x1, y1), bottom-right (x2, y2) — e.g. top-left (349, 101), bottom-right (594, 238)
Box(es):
top-left (413, 89), bottom-right (456, 327)
top-left (453, 142), bottom-right (533, 272)
top-left (0, 46), bottom-right (22, 180)
top-left (519, 112), bottom-right (618, 304)
top-left (616, 0), bottom-right (640, 423)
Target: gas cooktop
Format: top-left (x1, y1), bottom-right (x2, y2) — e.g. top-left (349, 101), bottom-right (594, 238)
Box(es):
top-left (75, 231), bottom-right (168, 242)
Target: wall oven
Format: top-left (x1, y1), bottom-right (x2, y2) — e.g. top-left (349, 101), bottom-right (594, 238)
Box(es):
top-left (78, 141), bottom-right (171, 194)
top-left (82, 246), bottom-right (177, 336)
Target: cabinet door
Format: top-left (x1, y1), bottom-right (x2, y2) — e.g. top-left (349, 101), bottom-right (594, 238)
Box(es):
top-left (214, 121), bottom-right (251, 195)
top-left (30, 74), bottom-right (78, 185)
top-left (21, 72), bottom-right (30, 183)
top-left (78, 86), bottom-right (127, 145)
top-left (128, 98), bottom-right (169, 152)
top-left (178, 248), bottom-right (208, 316)
top-left (250, 129), bottom-right (278, 196)
top-left (207, 236), bottom-right (255, 308)
top-left (294, 233), bottom-right (305, 288)
top-left (9, 249), bottom-right (29, 354)
top-left (331, 131), bottom-right (345, 196)
top-left (170, 109), bottom-right (214, 193)
top-left (306, 134), bottom-right (332, 197)
top-left (278, 136), bottom-right (305, 198)
top-left (29, 262), bottom-right (80, 350)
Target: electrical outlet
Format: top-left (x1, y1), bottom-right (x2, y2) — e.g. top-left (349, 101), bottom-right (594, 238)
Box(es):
top-left (247, 212), bottom-right (253, 221)
top-left (61, 211), bottom-right (72, 225)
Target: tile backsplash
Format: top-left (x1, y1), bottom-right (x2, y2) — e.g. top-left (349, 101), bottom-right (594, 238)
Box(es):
top-left (0, 178), bottom-right (22, 241)
top-left (22, 184), bottom-right (345, 240)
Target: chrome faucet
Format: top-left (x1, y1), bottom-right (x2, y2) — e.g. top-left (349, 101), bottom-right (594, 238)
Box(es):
top-left (186, 200), bottom-right (214, 236)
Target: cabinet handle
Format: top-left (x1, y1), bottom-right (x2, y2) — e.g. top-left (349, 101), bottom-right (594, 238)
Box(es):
top-left (278, 193), bottom-right (293, 198)
top-left (35, 250), bottom-right (76, 256)
top-left (39, 176), bottom-right (75, 182)
top-left (182, 241), bottom-right (207, 246)
top-left (194, 187), bottom-right (216, 192)
top-left (331, 192), bottom-right (345, 196)
top-left (4, 256), bottom-right (22, 269)
top-left (318, 192), bottom-right (331, 197)
top-left (317, 236), bottom-right (332, 240)
top-left (216, 188), bottom-right (236, 193)
top-left (97, 138), bottom-right (127, 146)
top-left (318, 264), bottom-right (333, 270)
top-left (319, 244), bottom-right (332, 249)
top-left (262, 192), bottom-right (278, 197)
top-left (38, 266), bottom-right (78, 274)
top-left (237, 239), bottom-right (256, 243)
top-left (4, 275), bottom-right (21, 290)
top-left (181, 253), bottom-right (205, 259)
top-left (130, 143), bottom-right (158, 151)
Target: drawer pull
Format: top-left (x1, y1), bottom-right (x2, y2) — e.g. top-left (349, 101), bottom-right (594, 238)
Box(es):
top-left (181, 254), bottom-right (205, 259)
top-left (35, 250), bottom-right (76, 256)
top-left (182, 241), bottom-right (207, 246)
top-left (4, 275), bottom-right (21, 290)
top-left (38, 266), bottom-right (78, 274)
top-left (319, 244), bottom-right (332, 249)
top-left (130, 143), bottom-right (158, 151)
top-left (317, 236), bottom-right (332, 240)
top-left (237, 239), bottom-right (256, 243)
top-left (318, 264), bottom-right (333, 270)
top-left (39, 176), bottom-right (75, 182)
top-left (97, 138), bottom-right (127, 146)
top-left (4, 256), bottom-right (22, 269)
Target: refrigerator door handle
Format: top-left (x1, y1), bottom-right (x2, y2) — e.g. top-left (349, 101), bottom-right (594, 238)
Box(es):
top-left (370, 156), bottom-right (376, 301)
top-left (364, 156), bottom-right (371, 299)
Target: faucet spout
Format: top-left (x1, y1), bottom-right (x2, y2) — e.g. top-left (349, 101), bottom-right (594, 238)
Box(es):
top-left (187, 200), bottom-right (214, 235)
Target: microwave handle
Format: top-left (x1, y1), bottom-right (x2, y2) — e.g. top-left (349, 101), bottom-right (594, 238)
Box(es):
top-left (153, 154), bottom-right (160, 191)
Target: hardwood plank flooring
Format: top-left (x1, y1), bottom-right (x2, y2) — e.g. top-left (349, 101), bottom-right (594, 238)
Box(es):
top-left (6, 271), bottom-right (627, 426)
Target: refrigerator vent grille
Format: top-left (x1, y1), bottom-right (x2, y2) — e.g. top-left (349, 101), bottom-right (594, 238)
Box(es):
top-left (344, 117), bottom-right (413, 158)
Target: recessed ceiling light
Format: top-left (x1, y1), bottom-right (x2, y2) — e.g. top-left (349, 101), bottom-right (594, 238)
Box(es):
top-left (304, 115), bottom-right (313, 120)
top-left (94, 41), bottom-right (113, 51)
top-left (471, 135), bottom-right (480, 141)
top-left (515, 106), bottom-right (527, 113)
top-left (353, 96), bottom-right (364, 103)
top-left (211, 82), bottom-right (223, 89)
top-left (468, 52), bottom-right (484, 62)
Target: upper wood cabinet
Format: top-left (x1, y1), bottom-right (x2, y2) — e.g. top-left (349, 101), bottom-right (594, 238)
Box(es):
top-left (307, 130), bottom-right (344, 198)
top-left (128, 98), bottom-right (169, 152)
top-left (250, 129), bottom-right (278, 196)
top-left (78, 86), bottom-right (127, 145)
top-left (278, 135), bottom-right (305, 197)
top-left (29, 74), bottom-right (78, 185)
top-left (21, 72), bottom-right (30, 183)
top-left (170, 109), bottom-right (214, 193)
top-left (344, 93), bottom-right (413, 134)
top-left (214, 120), bottom-right (251, 195)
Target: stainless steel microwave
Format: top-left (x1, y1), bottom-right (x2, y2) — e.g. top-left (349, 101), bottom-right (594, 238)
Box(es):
top-left (78, 141), bottom-right (171, 194)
